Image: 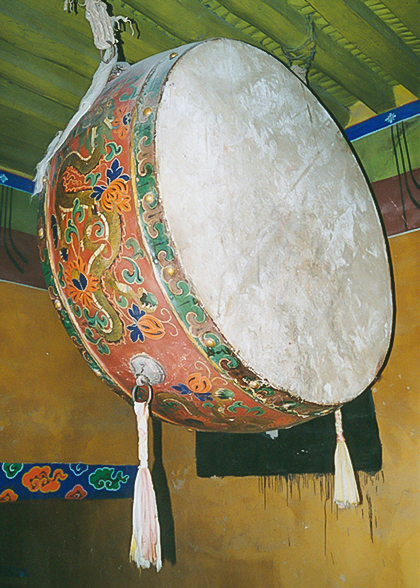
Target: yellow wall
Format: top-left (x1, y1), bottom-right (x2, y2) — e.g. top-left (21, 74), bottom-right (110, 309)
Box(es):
top-left (0, 229), bottom-right (419, 588)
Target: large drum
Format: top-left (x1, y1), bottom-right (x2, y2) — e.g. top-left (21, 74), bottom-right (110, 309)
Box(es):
top-left (38, 38), bottom-right (393, 433)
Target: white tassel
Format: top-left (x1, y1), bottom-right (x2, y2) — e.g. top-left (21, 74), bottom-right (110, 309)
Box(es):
top-left (333, 408), bottom-right (360, 509)
top-left (130, 390), bottom-right (162, 571)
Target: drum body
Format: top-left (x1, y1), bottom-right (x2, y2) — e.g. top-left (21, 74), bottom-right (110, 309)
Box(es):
top-left (38, 39), bottom-right (393, 433)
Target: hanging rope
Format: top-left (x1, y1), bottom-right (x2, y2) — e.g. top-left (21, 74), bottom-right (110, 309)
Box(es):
top-left (283, 16), bottom-right (317, 83)
top-left (33, 0), bottom-right (134, 195)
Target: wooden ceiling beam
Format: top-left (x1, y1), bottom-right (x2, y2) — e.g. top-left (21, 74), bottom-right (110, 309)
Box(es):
top-left (0, 15), bottom-right (97, 81)
top-left (0, 105), bottom-right (69, 177)
top-left (121, 0), bottom-right (256, 45)
top-left (0, 141), bottom-right (45, 179)
top-left (217, 0), bottom-right (395, 113)
top-left (0, 39), bottom-right (88, 111)
top-left (16, 0), bottom-right (186, 64)
top-left (108, 0), bottom-right (185, 52)
top-left (0, 0), bottom-right (99, 66)
top-left (1, 105), bottom-right (60, 144)
top-left (375, 0), bottom-right (419, 39)
top-left (0, 77), bottom-right (74, 129)
top-left (306, 0), bottom-right (420, 96)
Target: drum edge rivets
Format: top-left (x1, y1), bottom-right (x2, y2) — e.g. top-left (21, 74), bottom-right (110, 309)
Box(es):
top-left (166, 266), bottom-right (175, 276)
top-left (54, 298), bottom-right (62, 310)
top-left (38, 227), bottom-right (44, 239)
top-left (249, 380), bottom-right (259, 389)
top-left (144, 193), bottom-right (154, 203)
top-left (205, 338), bottom-right (216, 348)
top-left (143, 107), bottom-right (152, 117)
top-left (169, 52), bottom-right (177, 59)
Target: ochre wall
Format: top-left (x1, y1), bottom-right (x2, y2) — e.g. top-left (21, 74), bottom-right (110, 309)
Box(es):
top-left (0, 230), bottom-right (419, 587)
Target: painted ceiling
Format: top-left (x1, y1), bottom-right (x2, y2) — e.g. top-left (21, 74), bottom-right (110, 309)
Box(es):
top-left (0, 0), bottom-right (419, 180)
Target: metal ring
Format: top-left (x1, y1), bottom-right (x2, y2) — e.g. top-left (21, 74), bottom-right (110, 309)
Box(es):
top-left (132, 383), bottom-right (153, 404)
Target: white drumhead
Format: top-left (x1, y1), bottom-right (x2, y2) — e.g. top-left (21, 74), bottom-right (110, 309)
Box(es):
top-left (155, 39), bottom-right (392, 405)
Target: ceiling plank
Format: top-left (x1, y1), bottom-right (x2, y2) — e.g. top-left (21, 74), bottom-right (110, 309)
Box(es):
top-left (215, 0), bottom-right (395, 112)
top-left (0, 14), bottom-right (97, 81)
top-left (17, 0), bottom-right (186, 64)
top-left (379, 0), bottom-right (420, 38)
top-left (0, 39), bottom-right (88, 110)
top-left (1, 105), bottom-right (61, 144)
top-left (0, 77), bottom-right (74, 129)
top-left (0, 0), bottom-right (99, 65)
top-left (121, 0), bottom-right (256, 45)
top-left (305, 0), bottom-right (420, 96)
top-left (0, 141), bottom-right (45, 178)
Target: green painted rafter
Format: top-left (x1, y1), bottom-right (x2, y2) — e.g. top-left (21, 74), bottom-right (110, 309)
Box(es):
top-left (305, 0), bottom-right (420, 95)
top-left (213, 0), bottom-right (395, 112)
top-left (378, 0), bottom-right (420, 38)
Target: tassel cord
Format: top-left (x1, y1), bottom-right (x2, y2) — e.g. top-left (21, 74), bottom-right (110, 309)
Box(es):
top-left (130, 386), bottom-right (162, 571)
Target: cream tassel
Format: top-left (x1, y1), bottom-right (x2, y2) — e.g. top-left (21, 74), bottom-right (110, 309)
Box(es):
top-left (130, 386), bottom-right (162, 571)
top-left (333, 408), bottom-right (360, 509)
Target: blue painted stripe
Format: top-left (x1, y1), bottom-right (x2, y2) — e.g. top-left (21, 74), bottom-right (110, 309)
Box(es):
top-left (0, 170), bottom-right (35, 194)
top-left (0, 462), bottom-right (138, 501)
top-left (345, 100), bottom-right (420, 142)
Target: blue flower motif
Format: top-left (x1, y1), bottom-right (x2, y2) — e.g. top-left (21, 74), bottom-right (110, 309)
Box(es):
top-left (107, 158), bottom-right (129, 184)
top-left (127, 303), bottom-right (146, 342)
top-left (91, 158), bottom-right (129, 202)
top-left (172, 384), bottom-right (192, 395)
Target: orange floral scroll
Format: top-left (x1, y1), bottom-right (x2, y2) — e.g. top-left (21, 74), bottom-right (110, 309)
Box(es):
top-left (65, 257), bottom-right (100, 310)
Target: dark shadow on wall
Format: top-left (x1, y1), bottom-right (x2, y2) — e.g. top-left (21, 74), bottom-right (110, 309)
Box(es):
top-left (152, 418), bottom-right (176, 565)
top-left (196, 389), bottom-right (382, 477)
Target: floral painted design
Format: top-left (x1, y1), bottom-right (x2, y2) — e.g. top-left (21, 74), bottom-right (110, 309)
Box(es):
top-left (65, 257), bottom-right (99, 311)
top-left (0, 489), bottom-right (18, 502)
top-left (91, 158), bottom-right (131, 213)
top-left (172, 373), bottom-right (213, 402)
top-left (112, 107), bottom-right (131, 140)
top-left (127, 304), bottom-right (165, 343)
top-left (65, 484), bottom-right (88, 500)
top-left (22, 466), bottom-right (68, 493)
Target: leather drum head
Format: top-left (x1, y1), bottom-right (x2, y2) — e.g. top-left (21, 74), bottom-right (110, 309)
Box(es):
top-left (155, 39), bottom-right (393, 406)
